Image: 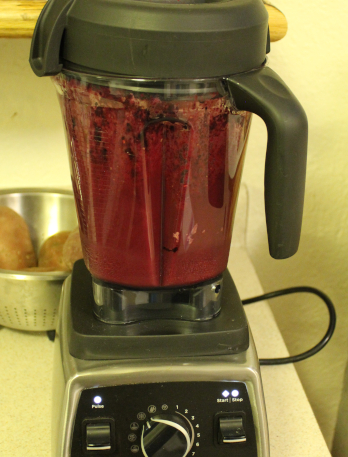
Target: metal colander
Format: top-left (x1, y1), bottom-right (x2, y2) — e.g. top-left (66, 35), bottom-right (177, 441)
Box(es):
top-left (0, 188), bottom-right (77, 331)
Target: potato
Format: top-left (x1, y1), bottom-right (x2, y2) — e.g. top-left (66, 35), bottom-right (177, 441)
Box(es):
top-left (0, 206), bottom-right (37, 270)
top-left (62, 227), bottom-right (83, 270)
top-left (22, 266), bottom-right (56, 272)
top-left (38, 231), bottom-right (71, 271)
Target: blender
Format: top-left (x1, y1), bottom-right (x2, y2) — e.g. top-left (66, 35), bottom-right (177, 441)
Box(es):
top-left (29, 0), bottom-right (308, 456)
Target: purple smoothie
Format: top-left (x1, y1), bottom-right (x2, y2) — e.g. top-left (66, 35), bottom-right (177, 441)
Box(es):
top-left (55, 73), bottom-right (251, 287)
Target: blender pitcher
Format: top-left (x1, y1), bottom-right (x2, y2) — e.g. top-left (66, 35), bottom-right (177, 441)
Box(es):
top-left (30, 0), bottom-right (307, 324)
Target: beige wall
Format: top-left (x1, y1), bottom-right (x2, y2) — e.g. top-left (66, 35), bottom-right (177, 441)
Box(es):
top-left (1, 0), bottom-right (347, 450)
top-left (242, 0), bottom-right (348, 451)
top-left (0, 40), bottom-right (70, 190)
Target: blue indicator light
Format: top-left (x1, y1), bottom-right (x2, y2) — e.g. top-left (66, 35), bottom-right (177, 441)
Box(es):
top-left (231, 390), bottom-right (239, 398)
top-left (222, 390), bottom-right (230, 398)
top-left (94, 396), bottom-right (102, 404)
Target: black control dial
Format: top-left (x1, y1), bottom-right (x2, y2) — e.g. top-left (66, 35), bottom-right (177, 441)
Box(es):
top-left (141, 414), bottom-right (194, 457)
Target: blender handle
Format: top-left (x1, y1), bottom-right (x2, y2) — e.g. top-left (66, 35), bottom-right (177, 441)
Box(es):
top-left (225, 66), bottom-right (308, 259)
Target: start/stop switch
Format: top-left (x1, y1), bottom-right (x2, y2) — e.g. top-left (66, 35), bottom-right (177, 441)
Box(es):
top-left (215, 413), bottom-right (246, 444)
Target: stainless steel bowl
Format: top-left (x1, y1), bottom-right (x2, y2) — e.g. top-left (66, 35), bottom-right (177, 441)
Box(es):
top-left (0, 189), bottom-right (78, 331)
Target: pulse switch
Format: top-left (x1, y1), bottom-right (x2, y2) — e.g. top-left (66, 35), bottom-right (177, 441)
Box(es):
top-left (86, 423), bottom-right (111, 451)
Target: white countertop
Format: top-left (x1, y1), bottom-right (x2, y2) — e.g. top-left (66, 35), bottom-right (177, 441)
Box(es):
top-left (0, 245), bottom-right (331, 457)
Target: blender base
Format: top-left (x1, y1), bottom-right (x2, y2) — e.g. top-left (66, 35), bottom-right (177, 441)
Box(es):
top-left (52, 268), bottom-right (269, 457)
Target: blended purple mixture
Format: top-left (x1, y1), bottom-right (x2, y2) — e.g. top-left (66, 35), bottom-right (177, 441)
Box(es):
top-left (55, 73), bottom-right (251, 288)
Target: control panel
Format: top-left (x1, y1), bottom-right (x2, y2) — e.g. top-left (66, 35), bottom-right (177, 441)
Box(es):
top-left (70, 382), bottom-right (258, 457)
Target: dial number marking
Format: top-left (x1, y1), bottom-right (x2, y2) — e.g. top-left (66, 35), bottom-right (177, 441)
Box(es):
top-left (175, 411), bottom-right (195, 454)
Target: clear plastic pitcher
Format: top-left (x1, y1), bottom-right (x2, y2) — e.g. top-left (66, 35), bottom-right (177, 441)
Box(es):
top-left (55, 71), bottom-right (251, 290)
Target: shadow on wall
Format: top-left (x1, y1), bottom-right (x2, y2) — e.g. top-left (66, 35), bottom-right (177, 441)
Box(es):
top-left (245, 183), bottom-right (348, 451)
top-left (332, 361), bottom-right (348, 456)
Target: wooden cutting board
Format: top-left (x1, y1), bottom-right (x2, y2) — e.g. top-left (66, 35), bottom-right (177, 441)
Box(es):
top-left (0, 0), bottom-right (288, 40)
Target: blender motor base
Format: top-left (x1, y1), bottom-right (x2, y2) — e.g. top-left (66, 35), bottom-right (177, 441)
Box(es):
top-left (52, 273), bottom-right (269, 457)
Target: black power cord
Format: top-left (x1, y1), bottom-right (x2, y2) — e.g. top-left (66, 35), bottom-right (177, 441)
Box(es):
top-left (242, 287), bottom-right (336, 365)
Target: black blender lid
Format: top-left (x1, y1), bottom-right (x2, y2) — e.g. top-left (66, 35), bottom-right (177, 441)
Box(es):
top-left (30, 0), bottom-right (269, 78)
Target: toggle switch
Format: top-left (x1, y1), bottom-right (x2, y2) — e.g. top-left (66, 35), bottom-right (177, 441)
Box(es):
top-left (218, 416), bottom-right (246, 443)
top-left (86, 423), bottom-right (111, 451)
